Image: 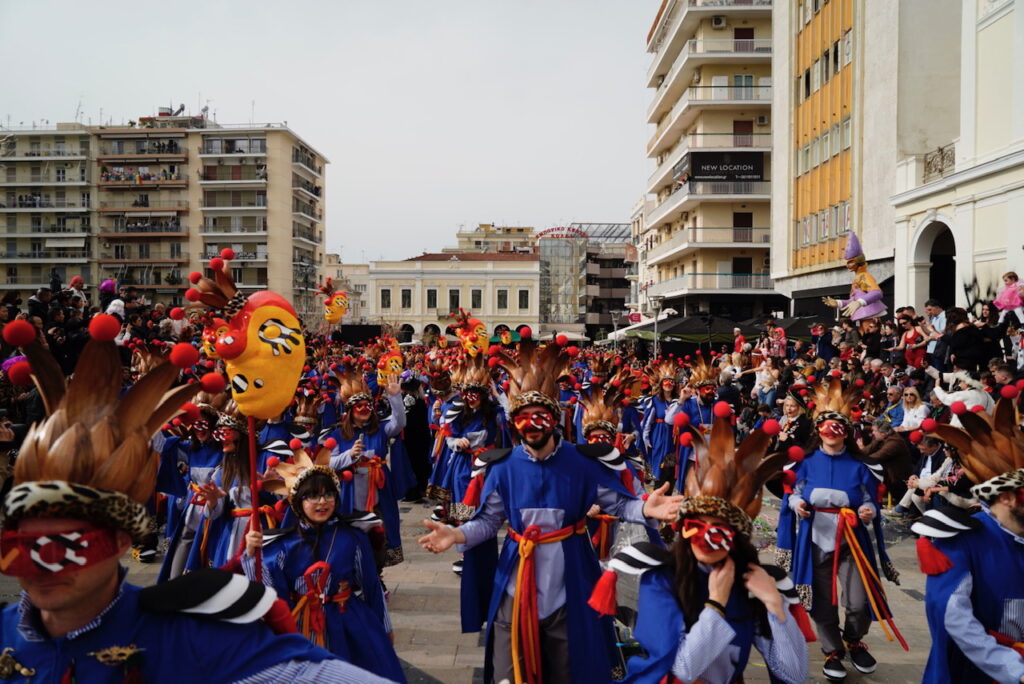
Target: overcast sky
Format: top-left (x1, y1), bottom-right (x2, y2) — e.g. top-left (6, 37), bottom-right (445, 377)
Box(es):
top-left (1, 1), bottom-right (658, 262)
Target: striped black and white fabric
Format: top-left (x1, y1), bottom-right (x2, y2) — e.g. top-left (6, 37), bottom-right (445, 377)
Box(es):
top-left (139, 569), bottom-right (277, 624)
top-left (577, 443), bottom-right (628, 471)
top-left (606, 542), bottom-right (671, 577)
top-left (910, 507), bottom-right (982, 539)
top-left (261, 439), bottom-right (293, 458)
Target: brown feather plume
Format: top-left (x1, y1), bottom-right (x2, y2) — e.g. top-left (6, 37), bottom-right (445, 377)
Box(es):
top-left (926, 395), bottom-right (1024, 484)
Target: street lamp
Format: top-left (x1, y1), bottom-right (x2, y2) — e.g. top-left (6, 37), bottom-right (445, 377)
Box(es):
top-left (609, 309), bottom-right (622, 352)
top-left (647, 294), bottom-right (664, 358)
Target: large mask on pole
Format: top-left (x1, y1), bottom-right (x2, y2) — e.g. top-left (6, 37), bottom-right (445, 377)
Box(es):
top-left (318, 278), bottom-right (348, 325)
top-left (452, 308), bottom-right (487, 358)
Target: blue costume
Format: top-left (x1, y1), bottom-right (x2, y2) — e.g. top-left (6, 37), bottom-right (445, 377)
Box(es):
top-left (440, 404), bottom-right (504, 516)
top-left (640, 396), bottom-right (677, 475)
top-left (426, 395), bottom-right (460, 502)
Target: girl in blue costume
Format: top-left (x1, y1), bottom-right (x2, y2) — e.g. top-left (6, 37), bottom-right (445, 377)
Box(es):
top-left (424, 357), bottom-right (457, 510)
top-left (592, 408), bottom-right (809, 684)
top-left (244, 456), bottom-right (405, 682)
top-left (775, 379), bottom-right (902, 681)
top-left (324, 367), bottom-right (407, 567)
top-left (640, 359), bottom-right (681, 489)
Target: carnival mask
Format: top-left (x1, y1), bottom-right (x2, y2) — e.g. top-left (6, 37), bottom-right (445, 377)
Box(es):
top-left (682, 518), bottom-right (735, 554)
top-left (214, 291), bottom-right (306, 419)
top-left (500, 329), bottom-right (512, 345)
top-left (458, 318), bottom-right (487, 357)
top-left (377, 350), bottom-right (404, 387)
top-left (0, 528), bottom-right (121, 578)
top-left (512, 410), bottom-right (555, 434)
top-left (818, 419), bottom-right (847, 440)
top-left (201, 318), bottom-right (229, 359)
top-left (324, 292), bottom-right (348, 324)
top-left (587, 431), bottom-right (614, 445)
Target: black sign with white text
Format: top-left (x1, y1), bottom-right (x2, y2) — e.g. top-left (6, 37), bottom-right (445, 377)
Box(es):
top-left (690, 152), bottom-right (764, 181)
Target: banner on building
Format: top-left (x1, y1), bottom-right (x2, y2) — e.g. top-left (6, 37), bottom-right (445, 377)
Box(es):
top-left (689, 152), bottom-right (764, 181)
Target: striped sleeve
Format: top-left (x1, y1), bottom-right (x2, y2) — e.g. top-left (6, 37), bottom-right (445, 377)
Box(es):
top-left (231, 658), bottom-right (398, 684)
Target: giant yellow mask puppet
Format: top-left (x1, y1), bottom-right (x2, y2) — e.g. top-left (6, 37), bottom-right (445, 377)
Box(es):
top-left (377, 349), bottom-right (404, 387)
top-left (452, 309), bottom-right (487, 358)
top-left (201, 317), bottom-right (229, 359)
top-left (318, 278), bottom-right (348, 325)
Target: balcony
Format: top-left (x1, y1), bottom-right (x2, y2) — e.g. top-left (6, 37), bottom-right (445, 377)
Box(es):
top-left (198, 170), bottom-right (267, 185)
top-left (292, 205), bottom-right (322, 223)
top-left (647, 272), bottom-right (773, 298)
top-left (97, 143), bottom-right (186, 161)
top-left (647, 0), bottom-right (773, 84)
top-left (98, 200), bottom-right (188, 213)
top-left (199, 141), bottom-right (267, 157)
top-left (201, 199), bottom-right (266, 211)
top-left (292, 151), bottom-right (322, 177)
top-left (199, 223), bottom-right (268, 238)
top-left (647, 226), bottom-right (770, 265)
top-left (292, 179), bottom-right (322, 201)
top-left (649, 132), bottom-right (772, 189)
top-left (292, 228), bottom-right (320, 245)
top-left (0, 225), bottom-right (90, 237)
top-left (649, 85), bottom-right (772, 159)
top-left (98, 171), bottom-right (187, 188)
top-left (98, 221), bottom-right (186, 238)
top-left (646, 180), bottom-right (771, 229)
top-left (0, 250), bottom-right (91, 263)
top-left (1, 147), bottom-right (89, 160)
top-left (98, 254), bottom-right (188, 265)
top-left (0, 199), bottom-right (90, 212)
top-left (199, 250), bottom-right (267, 263)
top-left (0, 174), bottom-right (90, 187)
top-left (0, 276), bottom-right (68, 289)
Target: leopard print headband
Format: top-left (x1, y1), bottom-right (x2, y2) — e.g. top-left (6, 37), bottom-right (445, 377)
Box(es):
top-left (971, 467), bottom-right (1024, 504)
top-left (3, 481), bottom-right (151, 543)
top-left (677, 494), bottom-right (752, 538)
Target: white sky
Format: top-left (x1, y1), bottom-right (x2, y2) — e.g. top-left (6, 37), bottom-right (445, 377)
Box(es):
top-left (0, 0), bottom-right (658, 262)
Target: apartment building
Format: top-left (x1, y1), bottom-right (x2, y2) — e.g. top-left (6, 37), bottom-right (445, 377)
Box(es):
top-left (891, 0), bottom-right (1024, 310)
top-left (642, 0), bottom-right (784, 321)
top-left (0, 108), bottom-right (328, 320)
top-left (442, 223), bottom-right (536, 254)
top-left (364, 252), bottom-right (540, 341)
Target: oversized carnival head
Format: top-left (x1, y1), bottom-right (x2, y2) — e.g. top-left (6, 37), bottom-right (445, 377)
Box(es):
top-left (187, 254), bottom-right (306, 420)
top-left (499, 328), bottom-right (513, 345)
top-left (318, 278), bottom-right (348, 324)
top-left (376, 348), bottom-right (404, 387)
top-left (451, 309), bottom-right (487, 357)
top-left (201, 317), bottom-right (229, 359)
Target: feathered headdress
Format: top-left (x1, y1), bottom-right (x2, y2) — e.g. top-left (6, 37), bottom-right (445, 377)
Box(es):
top-left (1, 317), bottom-right (202, 541)
top-left (317, 277), bottom-right (336, 300)
top-left (810, 376), bottom-right (862, 426)
top-left (646, 358), bottom-right (679, 384)
top-left (263, 441), bottom-right (338, 514)
top-left (490, 334), bottom-right (572, 416)
top-left (426, 354), bottom-right (453, 393)
top-left (334, 358), bottom-right (372, 408)
top-left (293, 381), bottom-right (324, 426)
top-left (925, 393), bottom-right (1024, 501)
top-left (451, 354), bottom-right (491, 392)
top-left (686, 355), bottom-right (719, 388)
top-left (579, 383), bottom-right (625, 438)
top-left (678, 405), bottom-right (788, 537)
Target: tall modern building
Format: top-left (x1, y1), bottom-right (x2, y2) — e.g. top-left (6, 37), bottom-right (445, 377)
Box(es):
top-left (642, 0), bottom-right (784, 320)
top-left (0, 108), bottom-right (328, 320)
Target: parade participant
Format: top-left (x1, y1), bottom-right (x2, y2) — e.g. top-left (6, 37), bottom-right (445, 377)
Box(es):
top-left (418, 333), bottom-right (684, 684)
top-left (0, 316), bottom-right (391, 683)
top-left (674, 355), bottom-right (720, 491)
top-left (325, 360), bottom-right (407, 567)
top-left (244, 443), bottom-right (405, 682)
top-left (776, 377), bottom-right (905, 681)
top-left (588, 404), bottom-right (809, 683)
top-left (425, 354), bottom-right (458, 511)
top-left (914, 393), bottom-right (1024, 682)
top-left (823, 232), bottom-right (888, 328)
top-left (641, 358), bottom-right (680, 489)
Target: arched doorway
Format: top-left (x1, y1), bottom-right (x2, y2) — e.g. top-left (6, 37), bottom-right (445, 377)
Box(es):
top-left (911, 219), bottom-right (957, 309)
top-left (398, 324), bottom-right (415, 344)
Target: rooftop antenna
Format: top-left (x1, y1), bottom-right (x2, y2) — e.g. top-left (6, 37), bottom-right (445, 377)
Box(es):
top-left (250, 100), bottom-right (255, 125)
top-left (74, 98), bottom-right (83, 123)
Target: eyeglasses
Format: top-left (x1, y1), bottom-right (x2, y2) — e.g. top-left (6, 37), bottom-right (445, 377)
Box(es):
top-left (301, 494), bottom-right (334, 503)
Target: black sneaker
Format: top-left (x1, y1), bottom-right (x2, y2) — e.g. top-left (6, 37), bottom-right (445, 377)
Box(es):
top-left (846, 641), bottom-right (877, 674)
top-left (452, 559), bottom-right (463, 575)
top-left (823, 650), bottom-right (847, 680)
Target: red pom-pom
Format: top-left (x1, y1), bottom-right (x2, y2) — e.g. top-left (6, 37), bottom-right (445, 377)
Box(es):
top-left (519, 326), bottom-right (532, 339)
top-left (487, 356), bottom-right (500, 368)
top-left (573, 383), bottom-right (582, 391)
top-left (1016, 378), bottom-right (1024, 391)
top-left (487, 345), bottom-right (501, 356)
top-left (788, 446), bottom-right (805, 462)
top-left (171, 417), bottom-right (183, 427)
top-left (673, 413), bottom-right (690, 428)
top-left (917, 536), bottom-right (953, 575)
top-left (181, 402), bottom-right (201, 424)
top-left (501, 380), bottom-right (510, 392)
top-left (854, 378), bottom-right (865, 387)
top-left (169, 307), bottom-right (185, 321)
top-left (220, 247), bottom-right (235, 261)
top-left (200, 373), bottom-right (227, 393)
top-left (807, 375), bottom-right (816, 383)
top-left (88, 314), bottom-right (122, 342)
top-left (970, 404), bottom-right (985, 413)
top-left (204, 360), bottom-right (216, 369)
top-left (184, 288), bottom-right (201, 302)
top-left (209, 257), bottom-right (224, 271)
top-left (266, 456), bottom-right (281, 469)
top-left (566, 345), bottom-right (580, 357)
top-left (340, 470), bottom-right (354, 482)
top-left (188, 271), bottom-right (203, 284)
top-left (623, 388), bottom-right (632, 396)
top-left (289, 438), bottom-right (303, 450)
top-left (950, 401), bottom-right (967, 415)
top-left (921, 417), bottom-right (938, 432)
top-left (684, 355), bottom-right (691, 361)
top-left (781, 469), bottom-right (798, 488)
top-left (323, 438), bottom-right (338, 450)
top-left (622, 398), bottom-right (631, 406)
top-left (862, 390), bottom-right (872, 399)
top-left (761, 419), bottom-right (781, 436)
top-left (806, 400), bottom-right (816, 409)
top-left (303, 365), bottom-right (311, 373)
top-left (909, 430), bottom-right (923, 444)
top-left (161, 423), bottom-right (172, 432)
top-left (7, 360), bottom-right (33, 386)
top-left (3, 320), bottom-right (37, 347)
top-left (831, 370), bottom-right (841, 378)
top-left (679, 432), bottom-right (693, 447)
top-left (169, 343), bottom-right (199, 369)
top-left (568, 397), bottom-right (577, 405)
top-left (713, 401), bottom-right (732, 418)
top-left (555, 334), bottom-right (568, 346)
top-left (1001, 384), bottom-right (1020, 400)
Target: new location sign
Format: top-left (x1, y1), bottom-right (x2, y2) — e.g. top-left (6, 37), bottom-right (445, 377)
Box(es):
top-left (690, 152), bottom-right (764, 181)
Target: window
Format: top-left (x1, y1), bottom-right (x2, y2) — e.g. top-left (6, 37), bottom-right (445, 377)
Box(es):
top-left (232, 267), bottom-right (244, 284)
top-left (380, 288), bottom-right (391, 310)
top-left (843, 30), bottom-right (853, 66)
top-left (842, 118), bottom-right (852, 149)
top-left (801, 145), bottom-right (811, 175)
top-left (169, 242), bottom-right (181, 258)
top-left (471, 289), bottom-right (482, 310)
top-left (518, 289), bottom-right (530, 310)
top-left (138, 243), bottom-right (150, 258)
top-left (810, 214), bottom-right (818, 243)
top-left (831, 124), bottom-right (841, 156)
top-left (820, 131), bottom-right (830, 161)
top-left (820, 210), bottom-right (830, 240)
top-left (497, 289), bottom-right (508, 310)
top-left (821, 52), bottom-right (831, 84)
top-left (426, 288), bottom-right (437, 309)
top-left (841, 202), bottom-right (852, 234)
top-left (811, 138), bottom-right (819, 167)
top-left (448, 289), bottom-right (460, 312)
top-left (401, 289), bottom-right (412, 309)
top-left (803, 69), bottom-right (811, 99)
top-left (831, 205), bottom-right (841, 237)
top-left (811, 60), bottom-right (820, 93)
top-left (354, 283), bottom-right (367, 293)
top-left (833, 41), bottom-right (840, 74)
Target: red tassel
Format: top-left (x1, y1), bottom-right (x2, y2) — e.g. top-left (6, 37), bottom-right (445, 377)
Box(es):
top-left (917, 536), bottom-right (953, 575)
top-left (620, 469), bottom-right (635, 495)
top-left (219, 551), bottom-right (243, 574)
top-left (587, 569), bottom-right (619, 616)
top-left (264, 597), bottom-right (300, 634)
top-left (61, 664), bottom-right (74, 684)
top-left (462, 473), bottom-right (484, 507)
top-left (122, 666), bottom-right (145, 684)
top-left (274, 499), bottom-right (289, 519)
top-left (781, 470), bottom-right (797, 495)
top-left (789, 603), bottom-right (817, 642)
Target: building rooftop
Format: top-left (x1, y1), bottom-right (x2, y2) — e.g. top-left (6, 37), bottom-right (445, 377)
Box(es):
top-left (404, 252), bottom-right (539, 262)
top-left (569, 222), bottom-right (631, 243)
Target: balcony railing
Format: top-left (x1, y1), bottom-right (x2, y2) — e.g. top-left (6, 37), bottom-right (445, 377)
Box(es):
top-left (101, 221), bottom-right (185, 234)
top-left (0, 225), bottom-right (91, 235)
top-left (200, 141), bottom-right (267, 155)
top-left (0, 250), bottom-right (91, 260)
top-left (201, 199), bottom-right (266, 209)
top-left (1, 148), bottom-right (88, 158)
top-left (199, 251), bottom-right (267, 261)
top-left (198, 171), bottom-right (266, 182)
top-left (1, 174), bottom-right (89, 185)
top-left (292, 228), bottom-right (320, 243)
top-left (201, 223), bottom-right (268, 234)
top-left (688, 0), bottom-right (771, 6)
top-left (99, 200), bottom-right (187, 209)
top-left (647, 272), bottom-right (773, 296)
top-left (650, 180), bottom-right (770, 221)
top-left (0, 199), bottom-right (89, 209)
top-left (651, 84), bottom-right (770, 143)
top-left (292, 179), bottom-right (322, 197)
top-left (647, 227), bottom-right (770, 262)
top-left (99, 142), bottom-right (184, 156)
top-left (686, 38), bottom-right (771, 55)
top-left (99, 172), bottom-right (186, 183)
top-left (292, 152), bottom-right (322, 175)
top-left (922, 143), bottom-right (956, 183)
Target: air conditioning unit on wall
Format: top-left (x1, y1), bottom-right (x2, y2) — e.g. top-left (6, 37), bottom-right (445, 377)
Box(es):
top-left (711, 15), bottom-right (727, 29)
top-left (756, 115), bottom-right (770, 126)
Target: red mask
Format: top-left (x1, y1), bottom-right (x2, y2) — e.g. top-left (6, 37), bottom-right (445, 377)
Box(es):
top-left (0, 528), bottom-right (121, 578)
top-left (682, 518), bottom-right (736, 554)
top-left (212, 427), bottom-right (238, 443)
top-left (351, 401), bottom-right (372, 414)
top-left (587, 432), bottom-right (614, 444)
top-left (818, 419), bottom-right (847, 439)
top-left (513, 411), bottom-right (554, 433)
top-left (463, 390), bottom-right (481, 405)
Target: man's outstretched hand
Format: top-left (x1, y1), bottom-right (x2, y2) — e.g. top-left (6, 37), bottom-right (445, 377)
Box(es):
top-left (642, 482), bottom-right (685, 521)
top-left (418, 519), bottom-right (465, 554)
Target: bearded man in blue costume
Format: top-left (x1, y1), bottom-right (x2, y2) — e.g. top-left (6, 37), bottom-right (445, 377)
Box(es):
top-left (418, 335), bottom-right (683, 684)
top-left (913, 394), bottom-right (1024, 683)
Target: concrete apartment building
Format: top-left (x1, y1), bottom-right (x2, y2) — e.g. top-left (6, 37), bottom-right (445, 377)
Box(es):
top-left (641, 0), bottom-right (784, 321)
top-left (442, 223), bottom-right (536, 254)
top-left (0, 108), bottom-right (327, 320)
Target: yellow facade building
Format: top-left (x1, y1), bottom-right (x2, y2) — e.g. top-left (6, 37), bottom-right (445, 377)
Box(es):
top-left (642, 0), bottom-right (784, 320)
